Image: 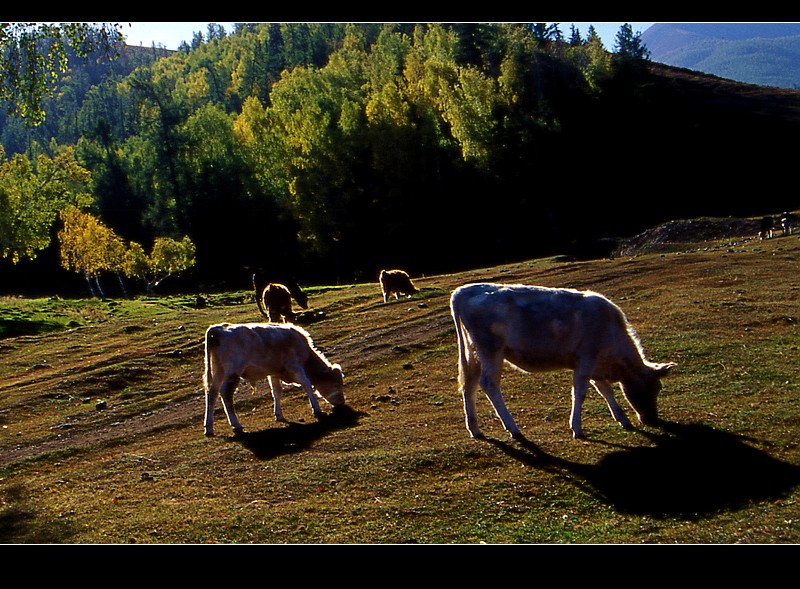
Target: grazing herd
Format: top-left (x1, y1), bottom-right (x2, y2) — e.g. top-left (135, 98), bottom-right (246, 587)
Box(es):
top-left (203, 264), bottom-right (678, 443)
top-left (213, 210), bottom-right (794, 441)
top-left (760, 212), bottom-right (797, 239)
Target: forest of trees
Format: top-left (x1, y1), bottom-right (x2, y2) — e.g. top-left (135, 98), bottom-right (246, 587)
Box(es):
top-left (1, 23), bottom-right (796, 297)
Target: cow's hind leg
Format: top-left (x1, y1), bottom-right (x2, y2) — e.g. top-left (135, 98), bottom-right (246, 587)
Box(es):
top-left (479, 360), bottom-right (521, 439)
top-left (460, 355), bottom-right (483, 438)
top-left (219, 375), bottom-right (244, 433)
top-left (592, 380), bottom-right (633, 430)
top-left (203, 382), bottom-right (220, 437)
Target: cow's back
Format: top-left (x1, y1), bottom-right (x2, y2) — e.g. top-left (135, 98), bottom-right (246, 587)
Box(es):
top-left (207, 323), bottom-right (308, 377)
top-left (452, 283), bottom-right (628, 371)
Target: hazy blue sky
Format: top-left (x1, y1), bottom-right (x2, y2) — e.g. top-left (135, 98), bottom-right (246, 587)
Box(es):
top-left (123, 22), bottom-right (655, 51)
top-left (123, 23), bottom-right (235, 50)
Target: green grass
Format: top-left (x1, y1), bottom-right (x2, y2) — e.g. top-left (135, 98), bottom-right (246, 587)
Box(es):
top-left (1, 233), bottom-right (799, 543)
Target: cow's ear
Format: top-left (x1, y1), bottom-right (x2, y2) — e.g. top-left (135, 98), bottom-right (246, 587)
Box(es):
top-left (656, 362), bottom-right (677, 376)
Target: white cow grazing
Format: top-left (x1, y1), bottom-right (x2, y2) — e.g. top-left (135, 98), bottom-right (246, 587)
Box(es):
top-left (203, 322), bottom-right (345, 436)
top-left (450, 283), bottom-right (675, 440)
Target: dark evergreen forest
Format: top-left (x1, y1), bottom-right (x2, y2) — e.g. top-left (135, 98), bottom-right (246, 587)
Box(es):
top-left (2, 23), bottom-right (799, 296)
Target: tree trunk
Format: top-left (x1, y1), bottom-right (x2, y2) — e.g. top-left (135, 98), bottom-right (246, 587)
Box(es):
top-left (84, 271), bottom-right (97, 298)
top-left (116, 271), bottom-right (129, 298)
top-left (94, 275), bottom-right (106, 301)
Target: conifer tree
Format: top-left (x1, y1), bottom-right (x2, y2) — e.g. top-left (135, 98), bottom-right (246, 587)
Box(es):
top-left (614, 23), bottom-right (651, 61)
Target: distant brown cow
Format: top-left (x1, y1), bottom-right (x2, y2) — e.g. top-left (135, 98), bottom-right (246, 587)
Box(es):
top-left (379, 269), bottom-right (419, 303)
top-left (253, 273), bottom-right (308, 318)
top-left (262, 283), bottom-right (296, 323)
top-left (759, 216), bottom-right (775, 240)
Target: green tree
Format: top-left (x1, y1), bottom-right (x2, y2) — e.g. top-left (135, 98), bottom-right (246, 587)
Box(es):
top-left (0, 144), bottom-right (93, 263)
top-left (568, 24), bottom-right (584, 47)
top-left (0, 23), bottom-right (123, 125)
top-left (121, 236), bottom-right (196, 293)
top-left (149, 236), bottom-right (196, 289)
top-left (123, 74), bottom-right (190, 236)
top-left (121, 241), bottom-right (150, 289)
top-left (581, 25), bottom-right (612, 89)
top-left (614, 23), bottom-right (651, 61)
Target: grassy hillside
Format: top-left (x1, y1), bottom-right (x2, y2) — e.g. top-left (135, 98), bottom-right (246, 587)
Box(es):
top-left (1, 223), bottom-right (798, 543)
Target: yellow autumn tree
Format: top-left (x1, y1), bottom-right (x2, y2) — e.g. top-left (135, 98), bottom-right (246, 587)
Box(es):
top-left (58, 206), bottom-right (125, 299)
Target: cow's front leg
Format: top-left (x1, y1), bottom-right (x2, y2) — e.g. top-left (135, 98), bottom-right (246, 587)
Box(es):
top-left (570, 372), bottom-right (591, 439)
top-left (592, 380), bottom-right (633, 429)
top-left (268, 376), bottom-right (286, 422)
top-left (291, 368), bottom-right (323, 417)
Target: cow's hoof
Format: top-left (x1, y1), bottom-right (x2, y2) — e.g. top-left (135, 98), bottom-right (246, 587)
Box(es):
top-left (572, 431), bottom-right (585, 440)
top-left (204, 431), bottom-right (214, 437)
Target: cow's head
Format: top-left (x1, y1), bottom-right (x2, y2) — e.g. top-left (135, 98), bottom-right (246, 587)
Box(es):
top-left (294, 289), bottom-right (309, 309)
top-left (621, 362), bottom-right (676, 425)
top-left (316, 364), bottom-right (345, 406)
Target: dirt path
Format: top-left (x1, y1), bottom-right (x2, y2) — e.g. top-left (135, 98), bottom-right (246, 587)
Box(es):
top-left (0, 283), bottom-right (457, 468)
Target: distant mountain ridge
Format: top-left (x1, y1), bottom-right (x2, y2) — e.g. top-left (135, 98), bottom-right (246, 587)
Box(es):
top-left (643, 23), bottom-right (800, 89)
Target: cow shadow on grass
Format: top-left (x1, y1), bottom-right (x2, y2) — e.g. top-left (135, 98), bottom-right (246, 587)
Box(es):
top-left (230, 405), bottom-right (365, 460)
top-left (489, 420), bottom-right (800, 519)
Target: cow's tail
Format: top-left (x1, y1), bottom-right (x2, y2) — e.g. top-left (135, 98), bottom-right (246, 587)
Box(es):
top-left (203, 325), bottom-right (224, 392)
top-left (252, 274), bottom-right (269, 319)
top-left (255, 289), bottom-right (269, 319)
top-left (449, 288), bottom-right (472, 392)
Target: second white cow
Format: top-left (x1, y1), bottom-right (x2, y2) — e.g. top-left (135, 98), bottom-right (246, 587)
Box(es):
top-left (203, 322), bottom-right (345, 436)
top-left (450, 283), bottom-right (675, 440)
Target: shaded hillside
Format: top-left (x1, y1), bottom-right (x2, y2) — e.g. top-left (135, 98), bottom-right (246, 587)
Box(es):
top-left (600, 60), bottom-right (800, 229)
top-left (644, 60), bottom-right (800, 130)
top-left (643, 23), bottom-right (800, 88)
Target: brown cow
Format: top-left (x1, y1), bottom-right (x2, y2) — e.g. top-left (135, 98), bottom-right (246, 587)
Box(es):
top-left (379, 269), bottom-right (419, 303)
top-left (759, 216), bottom-right (775, 240)
top-left (262, 283), bottom-right (296, 323)
top-left (253, 273), bottom-right (308, 318)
